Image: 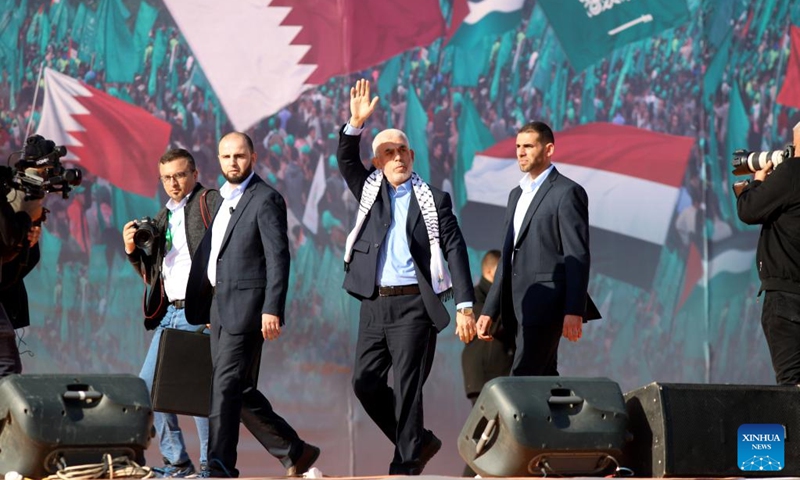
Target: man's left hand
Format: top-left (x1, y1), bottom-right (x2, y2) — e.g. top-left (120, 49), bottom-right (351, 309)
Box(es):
top-left (27, 225), bottom-right (41, 246)
top-left (262, 313), bottom-right (282, 340)
top-left (455, 310), bottom-right (477, 343)
top-left (562, 314), bottom-right (583, 342)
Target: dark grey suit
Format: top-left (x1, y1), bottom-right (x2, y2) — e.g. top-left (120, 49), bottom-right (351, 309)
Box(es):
top-left (483, 166), bottom-right (600, 376)
top-left (338, 128), bottom-right (474, 474)
top-left (186, 174), bottom-right (304, 477)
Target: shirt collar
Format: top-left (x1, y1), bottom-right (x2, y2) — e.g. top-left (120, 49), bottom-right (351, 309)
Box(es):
top-left (166, 191), bottom-right (192, 212)
top-left (389, 178), bottom-right (412, 197)
top-left (519, 164), bottom-right (554, 193)
top-left (220, 171), bottom-right (255, 200)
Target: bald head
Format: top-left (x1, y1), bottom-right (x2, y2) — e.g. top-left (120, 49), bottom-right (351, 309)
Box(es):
top-left (220, 132), bottom-right (255, 154)
top-left (372, 129), bottom-right (409, 157)
top-left (371, 128), bottom-right (414, 187)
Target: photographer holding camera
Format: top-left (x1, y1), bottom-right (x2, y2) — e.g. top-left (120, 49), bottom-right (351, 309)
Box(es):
top-left (0, 189), bottom-right (44, 376)
top-left (124, 149), bottom-right (220, 477)
top-left (736, 122), bottom-right (800, 385)
top-left (0, 132), bottom-right (79, 376)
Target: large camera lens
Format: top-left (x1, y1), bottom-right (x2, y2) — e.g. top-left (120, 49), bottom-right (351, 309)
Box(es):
top-left (133, 219), bottom-right (158, 256)
top-left (732, 146), bottom-right (793, 175)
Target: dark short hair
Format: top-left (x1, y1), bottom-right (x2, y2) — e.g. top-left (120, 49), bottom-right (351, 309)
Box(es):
top-left (221, 132), bottom-right (255, 153)
top-left (159, 148), bottom-right (196, 170)
top-left (518, 121), bottom-right (555, 145)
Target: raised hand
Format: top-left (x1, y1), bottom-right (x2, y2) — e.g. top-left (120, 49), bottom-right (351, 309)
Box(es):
top-left (349, 79), bottom-right (379, 128)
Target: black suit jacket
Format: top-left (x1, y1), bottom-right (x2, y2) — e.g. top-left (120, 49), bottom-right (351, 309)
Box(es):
top-left (484, 166), bottom-right (600, 327)
top-left (186, 175), bottom-right (290, 334)
top-left (337, 128), bottom-right (474, 332)
top-left (0, 244), bottom-right (39, 329)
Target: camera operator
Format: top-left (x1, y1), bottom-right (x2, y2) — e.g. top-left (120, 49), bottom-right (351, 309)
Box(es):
top-left (736, 123), bottom-right (800, 385)
top-left (123, 148), bottom-right (220, 477)
top-left (0, 188), bottom-right (44, 376)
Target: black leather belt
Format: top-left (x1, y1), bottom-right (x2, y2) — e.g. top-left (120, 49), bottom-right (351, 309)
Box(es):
top-left (378, 285), bottom-right (420, 296)
top-left (171, 299), bottom-right (186, 309)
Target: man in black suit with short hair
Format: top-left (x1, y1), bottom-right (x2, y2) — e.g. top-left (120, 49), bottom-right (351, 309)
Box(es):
top-left (477, 121), bottom-right (600, 376)
top-left (186, 132), bottom-right (319, 478)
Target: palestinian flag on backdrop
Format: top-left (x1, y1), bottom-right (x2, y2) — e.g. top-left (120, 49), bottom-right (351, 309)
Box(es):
top-left (461, 122), bottom-right (695, 290)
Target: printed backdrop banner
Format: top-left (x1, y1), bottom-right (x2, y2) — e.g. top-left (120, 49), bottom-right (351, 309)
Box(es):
top-left (538, 0), bottom-right (691, 71)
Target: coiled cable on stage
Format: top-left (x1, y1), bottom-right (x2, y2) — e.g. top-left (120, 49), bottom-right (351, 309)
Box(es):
top-left (42, 454), bottom-right (153, 480)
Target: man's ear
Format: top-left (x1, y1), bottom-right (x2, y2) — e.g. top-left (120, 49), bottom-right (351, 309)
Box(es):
top-left (545, 143), bottom-right (555, 158)
top-left (371, 156), bottom-right (384, 169)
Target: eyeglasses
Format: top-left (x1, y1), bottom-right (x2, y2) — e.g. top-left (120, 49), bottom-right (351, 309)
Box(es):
top-left (159, 170), bottom-right (192, 184)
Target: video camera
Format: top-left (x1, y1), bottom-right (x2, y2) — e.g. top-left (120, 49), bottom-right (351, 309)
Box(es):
top-left (731, 145), bottom-right (795, 197)
top-left (1, 134), bottom-right (83, 200)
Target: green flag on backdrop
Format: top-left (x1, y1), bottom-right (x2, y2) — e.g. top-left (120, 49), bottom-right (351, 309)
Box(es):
top-left (454, 95), bottom-right (495, 211)
top-left (538, 0), bottom-right (690, 71)
top-left (95, 0), bottom-right (136, 82)
top-left (405, 86), bottom-right (430, 181)
top-left (133, 1), bottom-right (158, 73)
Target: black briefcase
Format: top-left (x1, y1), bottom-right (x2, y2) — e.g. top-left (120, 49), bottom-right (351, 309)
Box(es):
top-left (151, 328), bottom-right (211, 417)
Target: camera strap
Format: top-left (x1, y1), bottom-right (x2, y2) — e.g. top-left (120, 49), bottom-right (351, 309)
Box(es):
top-left (200, 190), bottom-right (212, 228)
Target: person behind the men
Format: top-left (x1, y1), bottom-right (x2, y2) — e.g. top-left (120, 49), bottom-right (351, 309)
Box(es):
top-left (736, 122), bottom-right (800, 385)
top-left (477, 121), bottom-right (600, 376)
top-left (461, 249), bottom-right (514, 403)
top-left (339, 79), bottom-right (476, 475)
top-left (185, 132), bottom-right (319, 478)
top-left (124, 148), bottom-right (220, 477)
top-left (0, 191), bottom-right (43, 376)
top-left (460, 249), bottom-right (513, 477)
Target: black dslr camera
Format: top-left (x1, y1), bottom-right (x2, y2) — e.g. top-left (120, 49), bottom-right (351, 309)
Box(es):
top-left (1, 134), bottom-right (83, 200)
top-left (132, 217), bottom-right (159, 256)
top-left (731, 145), bottom-right (795, 197)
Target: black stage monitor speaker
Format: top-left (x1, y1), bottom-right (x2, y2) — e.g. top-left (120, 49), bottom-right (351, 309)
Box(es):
top-left (458, 376), bottom-right (629, 477)
top-left (624, 382), bottom-right (800, 477)
top-left (0, 374), bottom-right (153, 478)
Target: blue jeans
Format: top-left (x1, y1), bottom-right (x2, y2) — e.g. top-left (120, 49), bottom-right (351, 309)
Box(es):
top-left (140, 306), bottom-right (209, 466)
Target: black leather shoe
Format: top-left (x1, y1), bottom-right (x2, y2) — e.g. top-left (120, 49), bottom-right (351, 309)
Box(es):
top-left (286, 443), bottom-right (321, 477)
top-left (419, 432), bottom-right (442, 472)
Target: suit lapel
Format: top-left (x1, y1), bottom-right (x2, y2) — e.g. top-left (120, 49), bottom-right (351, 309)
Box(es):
top-left (406, 190), bottom-right (421, 244)
top-left (219, 177), bottom-right (258, 253)
top-left (514, 167), bottom-right (557, 248)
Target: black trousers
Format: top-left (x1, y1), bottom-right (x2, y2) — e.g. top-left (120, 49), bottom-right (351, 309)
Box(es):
top-left (0, 310), bottom-right (21, 377)
top-left (352, 293), bottom-right (436, 475)
top-left (761, 290), bottom-right (800, 385)
top-left (511, 321), bottom-right (563, 377)
top-left (207, 301), bottom-right (303, 477)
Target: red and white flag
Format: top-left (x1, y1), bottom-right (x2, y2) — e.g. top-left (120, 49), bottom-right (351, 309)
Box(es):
top-left (163, 0), bottom-right (446, 131)
top-left (461, 123), bottom-right (695, 290)
top-left (777, 25), bottom-right (800, 109)
top-left (36, 68), bottom-right (171, 198)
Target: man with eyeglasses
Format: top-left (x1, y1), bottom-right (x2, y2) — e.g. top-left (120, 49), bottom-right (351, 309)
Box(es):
top-left (123, 148), bottom-right (220, 477)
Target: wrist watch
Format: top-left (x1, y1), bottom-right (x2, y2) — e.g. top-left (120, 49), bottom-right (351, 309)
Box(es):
top-left (457, 307), bottom-right (474, 316)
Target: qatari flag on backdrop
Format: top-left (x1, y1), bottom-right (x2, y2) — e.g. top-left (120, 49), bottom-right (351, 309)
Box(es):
top-left (164, 0), bottom-right (446, 131)
top-left (36, 68), bottom-right (171, 198)
top-left (461, 123), bottom-right (695, 289)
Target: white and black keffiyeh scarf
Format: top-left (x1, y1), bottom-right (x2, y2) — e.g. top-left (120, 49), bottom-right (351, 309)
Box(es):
top-left (344, 171), bottom-right (453, 297)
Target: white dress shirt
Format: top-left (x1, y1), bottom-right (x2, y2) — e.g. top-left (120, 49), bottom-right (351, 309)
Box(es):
top-left (513, 164), bottom-right (554, 242)
top-left (162, 194), bottom-right (191, 301)
top-left (207, 171), bottom-right (255, 286)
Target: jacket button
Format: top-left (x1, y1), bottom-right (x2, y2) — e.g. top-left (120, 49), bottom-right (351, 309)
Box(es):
top-left (374, 243), bottom-right (379, 248)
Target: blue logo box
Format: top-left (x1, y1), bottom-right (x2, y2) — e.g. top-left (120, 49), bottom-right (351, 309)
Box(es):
top-left (738, 424), bottom-right (785, 471)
